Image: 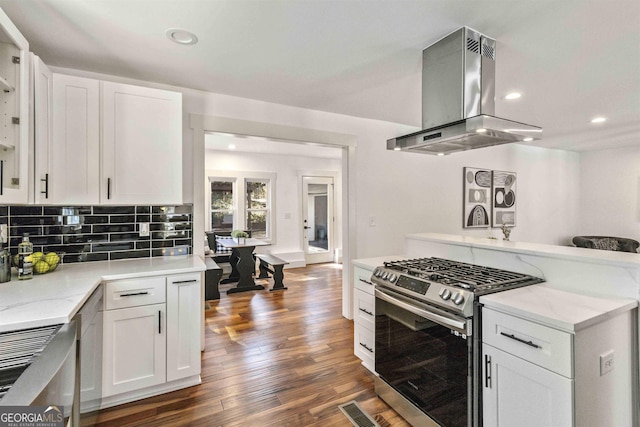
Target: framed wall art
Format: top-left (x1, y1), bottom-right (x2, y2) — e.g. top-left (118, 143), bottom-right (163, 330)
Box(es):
top-left (463, 167), bottom-right (491, 228)
top-left (491, 170), bottom-right (517, 227)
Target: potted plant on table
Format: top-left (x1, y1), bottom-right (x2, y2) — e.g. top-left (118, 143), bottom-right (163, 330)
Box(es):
top-left (231, 230), bottom-right (249, 244)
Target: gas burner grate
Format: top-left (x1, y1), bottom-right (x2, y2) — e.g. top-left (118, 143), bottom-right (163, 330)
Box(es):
top-left (383, 257), bottom-right (542, 291)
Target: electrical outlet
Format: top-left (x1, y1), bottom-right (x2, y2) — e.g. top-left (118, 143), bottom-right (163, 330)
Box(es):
top-left (369, 216), bottom-right (376, 227)
top-left (600, 350), bottom-right (614, 376)
top-left (139, 222), bottom-right (150, 237)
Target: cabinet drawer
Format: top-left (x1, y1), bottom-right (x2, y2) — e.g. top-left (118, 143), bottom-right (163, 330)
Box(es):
top-left (353, 266), bottom-right (374, 294)
top-left (354, 322), bottom-right (375, 372)
top-left (104, 276), bottom-right (166, 310)
top-left (354, 289), bottom-right (375, 329)
top-left (482, 308), bottom-right (573, 377)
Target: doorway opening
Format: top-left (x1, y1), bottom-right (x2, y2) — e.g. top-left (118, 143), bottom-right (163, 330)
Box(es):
top-left (302, 176), bottom-right (335, 264)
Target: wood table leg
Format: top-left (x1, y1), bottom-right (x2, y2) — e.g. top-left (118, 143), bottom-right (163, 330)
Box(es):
top-left (227, 246), bottom-right (264, 294)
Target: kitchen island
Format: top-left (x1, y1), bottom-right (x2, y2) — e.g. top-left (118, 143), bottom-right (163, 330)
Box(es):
top-left (404, 232), bottom-right (640, 423)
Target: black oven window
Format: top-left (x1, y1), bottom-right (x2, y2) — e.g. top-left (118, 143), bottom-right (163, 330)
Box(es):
top-left (375, 301), bottom-right (470, 427)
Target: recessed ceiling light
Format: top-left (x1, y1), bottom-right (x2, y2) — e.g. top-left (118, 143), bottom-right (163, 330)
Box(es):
top-left (166, 28), bottom-right (198, 45)
top-left (393, 147), bottom-right (401, 151)
top-left (522, 137), bottom-right (533, 142)
top-left (476, 128), bottom-right (487, 133)
top-left (228, 144), bottom-right (236, 150)
top-left (590, 116), bottom-right (607, 124)
top-left (437, 153), bottom-right (445, 156)
top-left (505, 92), bottom-right (522, 100)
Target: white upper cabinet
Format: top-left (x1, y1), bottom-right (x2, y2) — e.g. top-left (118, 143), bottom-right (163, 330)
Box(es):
top-left (0, 8), bottom-right (29, 203)
top-left (33, 55), bottom-right (52, 204)
top-left (101, 81), bottom-right (182, 205)
top-left (51, 73), bottom-right (100, 204)
top-left (45, 74), bottom-right (183, 205)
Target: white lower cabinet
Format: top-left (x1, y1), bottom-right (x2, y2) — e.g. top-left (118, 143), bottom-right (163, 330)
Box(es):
top-left (482, 344), bottom-right (573, 427)
top-left (352, 265), bottom-right (375, 372)
top-left (166, 274), bottom-right (201, 382)
top-left (481, 288), bottom-right (636, 427)
top-left (102, 273), bottom-right (201, 403)
top-left (103, 303), bottom-right (166, 396)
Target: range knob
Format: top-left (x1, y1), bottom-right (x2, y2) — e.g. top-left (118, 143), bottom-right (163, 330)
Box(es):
top-left (439, 288), bottom-right (451, 300)
top-left (388, 274), bottom-right (396, 282)
top-left (452, 292), bottom-right (465, 305)
top-left (374, 269), bottom-right (383, 277)
top-left (382, 272), bottom-right (389, 280)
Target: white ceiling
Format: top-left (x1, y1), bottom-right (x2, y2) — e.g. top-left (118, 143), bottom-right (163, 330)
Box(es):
top-left (1, 0), bottom-right (638, 152)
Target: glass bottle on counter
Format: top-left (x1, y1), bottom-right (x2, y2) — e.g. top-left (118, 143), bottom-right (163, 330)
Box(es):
top-left (17, 233), bottom-right (33, 280)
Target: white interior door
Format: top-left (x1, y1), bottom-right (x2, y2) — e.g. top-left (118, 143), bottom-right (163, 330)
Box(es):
top-left (302, 176), bottom-right (334, 264)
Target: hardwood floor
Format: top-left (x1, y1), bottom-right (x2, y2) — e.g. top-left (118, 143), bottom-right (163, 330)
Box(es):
top-left (84, 263), bottom-right (410, 427)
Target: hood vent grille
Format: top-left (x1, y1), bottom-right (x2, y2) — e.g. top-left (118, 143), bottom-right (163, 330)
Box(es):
top-left (388, 27), bottom-right (541, 155)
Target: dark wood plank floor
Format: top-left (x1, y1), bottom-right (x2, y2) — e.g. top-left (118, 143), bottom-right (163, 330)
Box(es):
top-left (84, 263), bottom-right (410, 427)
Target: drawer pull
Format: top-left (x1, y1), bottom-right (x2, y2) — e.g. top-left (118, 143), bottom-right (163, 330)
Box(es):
top-left (171, 279), bottom-right (198, 284)
top-left (158, 310), bottom-right (162, 334)
top-left (359, 307), bottom-right (373, 316)
top-left (500, 332), bottom-right (540, 349)
top-left (359, 342), bottom-right (373, 353)
top-left (120, 291), bottom-right (149, 297)
top-left (359, 278), bottom-right (372, 285)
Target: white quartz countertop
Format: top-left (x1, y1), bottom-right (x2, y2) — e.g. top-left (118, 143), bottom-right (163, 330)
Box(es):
top-left (0, 255), bottom-right (206, 333)
top-left (353, 255), bottom-right (406, 270)
top-left (406, 233), bottom-right (640, 268)
top-left (480, 285), bottom-right (638, 332)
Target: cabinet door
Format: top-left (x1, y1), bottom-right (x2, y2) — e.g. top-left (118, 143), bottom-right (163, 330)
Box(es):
top-left (101, 81), bottom-right (182, 205)
top-left (0, 10), bottom-right (29, 204)
top-left (33, 55), bottom-right (52, 204)
top-left (103, 303), bottom-right (166, 397)
top-left (52, 73), bottom-right (100, 204)
top-left (483, 344), bottom-right (573, 427)
top-left (166, 273), bottom-right (201, 382)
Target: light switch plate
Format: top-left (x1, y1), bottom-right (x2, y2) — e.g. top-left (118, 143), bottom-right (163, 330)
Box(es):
top-left (139, 222), bottom-right (150, 237)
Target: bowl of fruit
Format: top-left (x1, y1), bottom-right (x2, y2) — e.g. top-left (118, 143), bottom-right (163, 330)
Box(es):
top-left (13, 252), bottom-right (63, 274)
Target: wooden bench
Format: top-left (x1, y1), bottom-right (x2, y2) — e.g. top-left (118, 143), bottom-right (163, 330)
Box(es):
top-left (204, 257), bottom-right (223, 300)
top-left (256, 254), bottom-right (289, 291)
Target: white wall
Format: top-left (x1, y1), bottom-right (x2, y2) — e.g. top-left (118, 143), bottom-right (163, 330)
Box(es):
top-left (204, 148), bottom-right (342, 257)
top-left (355, 140), bottom-right (582, 257)
top-left (579, 146), bottom-right (640, 239)
top-left (52, 66), bottom-right (586, 259)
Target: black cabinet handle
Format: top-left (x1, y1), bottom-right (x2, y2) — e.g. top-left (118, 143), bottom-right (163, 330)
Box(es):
top-left (359, 342), bottom-right (373, 353)
top-left (500, 332), bottom-right (541, 349)
top-left (0, 160), bottom-right (3, 195)
top-left (158, 310), bottom-right (162, 334)
top-left (120, 291), bottom-right (149, 297)
top-left (107, 177), bottom-right (111, 199)
top-left (359, 278), bottom-right (372, 285)
top-left (485, 354), bottom-right (492, 388)
top-left (359, 307), bottom-right (373, 316)
top-left (171, 279), bottom-right (198, 284)
top-left (40, 173), bottom-right (49, 199)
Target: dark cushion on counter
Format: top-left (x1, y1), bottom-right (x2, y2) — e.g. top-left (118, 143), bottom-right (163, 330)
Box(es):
top-left (573, 236), bottom-right (639, 253)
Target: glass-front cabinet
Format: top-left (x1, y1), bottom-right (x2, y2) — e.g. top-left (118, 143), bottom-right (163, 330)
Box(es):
top-left (0, 9), bottom-right (28, 204)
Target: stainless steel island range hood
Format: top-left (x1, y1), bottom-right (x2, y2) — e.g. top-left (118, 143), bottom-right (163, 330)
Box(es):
top-left (388, 27), bottom-right (542, 155)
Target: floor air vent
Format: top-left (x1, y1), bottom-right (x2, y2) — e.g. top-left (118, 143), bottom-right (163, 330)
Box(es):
top-left (338, 401), bottom-right (380, 427)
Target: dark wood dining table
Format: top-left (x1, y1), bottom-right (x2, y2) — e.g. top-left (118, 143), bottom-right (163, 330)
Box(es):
top-left (217, 237), bottom-right (270, 294)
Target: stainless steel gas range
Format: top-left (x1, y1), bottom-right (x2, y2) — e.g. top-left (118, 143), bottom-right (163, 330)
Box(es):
top-left (371, 257), bottom-right (543, 427)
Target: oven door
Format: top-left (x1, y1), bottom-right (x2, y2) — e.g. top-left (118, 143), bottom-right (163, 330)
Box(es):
top-left (375, 287), bottom-right (472, 427)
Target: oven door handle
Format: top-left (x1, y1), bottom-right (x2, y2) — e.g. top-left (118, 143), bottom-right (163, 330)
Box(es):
top-left (375, 288), bottom-right (467, 333)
